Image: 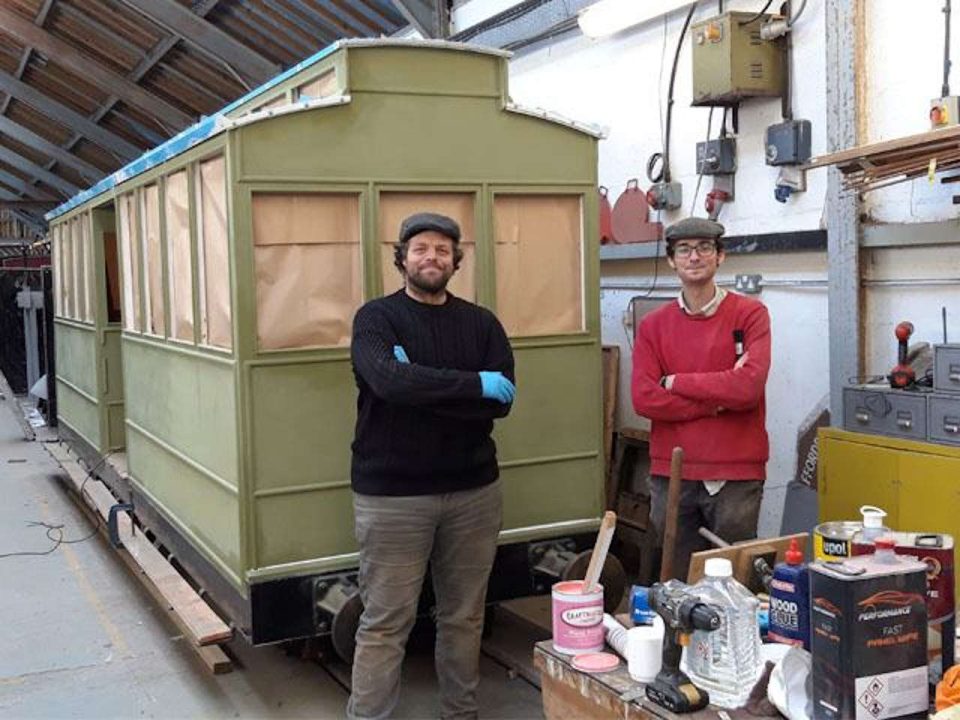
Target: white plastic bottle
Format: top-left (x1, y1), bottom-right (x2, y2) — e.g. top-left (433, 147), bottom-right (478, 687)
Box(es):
top-left (857, 505), bottom-right (890, 544)
top-left (681, 558), bottom-right (763, 709)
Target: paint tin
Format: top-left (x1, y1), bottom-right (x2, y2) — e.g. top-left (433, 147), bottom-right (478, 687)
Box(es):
top-left (813, 521), bottom-right (862, 562)
top-left (551, 580), bottom-right (604, 655)
top-left (853, 532), bottom-right (956, 685)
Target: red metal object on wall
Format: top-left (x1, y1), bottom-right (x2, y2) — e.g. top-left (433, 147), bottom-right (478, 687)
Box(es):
top-left (599, 186), bottom-right (614, 244)
top-left (611, 179), bottom-right (662, 243)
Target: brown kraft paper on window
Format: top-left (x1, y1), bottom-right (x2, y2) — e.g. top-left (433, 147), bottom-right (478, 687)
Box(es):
top-left (494, 195), bottom-right (583, 337)
top-left (378, 192), bottom-right (475, 300)
top-left (252, 192), bottom-right (362, 350)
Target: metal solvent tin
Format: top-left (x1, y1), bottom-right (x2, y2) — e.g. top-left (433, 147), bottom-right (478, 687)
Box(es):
top-left (813, 521), bottom-right (862, 562)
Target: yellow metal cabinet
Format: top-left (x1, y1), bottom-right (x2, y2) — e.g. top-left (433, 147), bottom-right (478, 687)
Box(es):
top-left (819, 427), bottom-right (960, 600)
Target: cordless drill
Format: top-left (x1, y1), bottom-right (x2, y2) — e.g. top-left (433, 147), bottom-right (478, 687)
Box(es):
top-left (646, 581), bottom-right (722, 714)
top-left (889, 321), bottom-right (916, 389)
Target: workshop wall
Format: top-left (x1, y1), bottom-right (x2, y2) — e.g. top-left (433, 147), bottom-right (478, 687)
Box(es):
top-left (452, 0), bottom-right (960, 535)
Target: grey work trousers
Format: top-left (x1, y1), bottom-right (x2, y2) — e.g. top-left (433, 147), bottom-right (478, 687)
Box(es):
top-left (649, 476), bottom-right (764, 582)
top-left (346, 480), bottom-right (503, 720)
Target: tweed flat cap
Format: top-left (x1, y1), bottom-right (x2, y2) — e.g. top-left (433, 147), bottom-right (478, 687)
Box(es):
top-left (398, 212), bottom-right (461, 243)
top-left (664, 217), bottom-right (725, 242)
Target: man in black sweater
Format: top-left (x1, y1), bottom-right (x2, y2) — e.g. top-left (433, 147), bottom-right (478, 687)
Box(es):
top-left (347, 212), bottom-right (515, 720)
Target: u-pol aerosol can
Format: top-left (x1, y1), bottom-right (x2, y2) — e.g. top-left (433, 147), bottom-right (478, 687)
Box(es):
top-left (811, 538), bottom-right (929, 720)
top-left (853, 533), bottom-right (956, 686)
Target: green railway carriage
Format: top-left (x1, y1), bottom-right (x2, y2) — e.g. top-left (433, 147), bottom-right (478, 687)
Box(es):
top-left (47, 39), bottom-right (614, 652)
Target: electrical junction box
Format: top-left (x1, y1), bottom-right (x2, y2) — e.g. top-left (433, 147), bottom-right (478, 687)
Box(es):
top-left (930, 96), bottom-right (960, 128)
top-left (696, 137), bottom-right (737, 174)
top-left (691, 12), bottom-right (786, 107)
top-left (647, 182), bottom-right (682, 211)
top-left (765, 119), bottom-right (812, 165)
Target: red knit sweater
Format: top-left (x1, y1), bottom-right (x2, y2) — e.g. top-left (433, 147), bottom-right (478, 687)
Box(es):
top-left (632, 292), bottom-right (770, 481)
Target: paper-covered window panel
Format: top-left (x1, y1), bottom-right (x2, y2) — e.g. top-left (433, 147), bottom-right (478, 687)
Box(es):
top-left (52, 225), bottom-right (63, 318)
top-left (62, 219), bottom-right (74, 320)
top-left (73, 217), bottom-right (87, 322)
top-left (196, 156), bottom-right (232, 351)
top-left (253, 192), bottom-right (362, 350)
top-left (141, 185), bottom-right (165, 337)
top-left (81, 213), bottom-right (94, 323)
top-left (493, 195), bottom-right (584, 337)
top-left (378, 192), bottom-right (475, 301)
top-left (118, 192), bottom-right (142, 332)
top-left (295, 70), bottom-right (337, 101)
top-left (165, 171), bottom-right (193, 342)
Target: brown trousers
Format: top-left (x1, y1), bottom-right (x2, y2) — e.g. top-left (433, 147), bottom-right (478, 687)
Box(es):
top-left (648, 476), bottom-right (764, 582)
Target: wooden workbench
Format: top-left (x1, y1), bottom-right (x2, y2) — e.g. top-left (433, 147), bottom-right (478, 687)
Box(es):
top-left (534, 641), bottom-right (758, 720)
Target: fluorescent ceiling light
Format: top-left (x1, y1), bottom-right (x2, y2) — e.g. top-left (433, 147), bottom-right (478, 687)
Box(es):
top-left (578, 0), bottom-right (696, 39)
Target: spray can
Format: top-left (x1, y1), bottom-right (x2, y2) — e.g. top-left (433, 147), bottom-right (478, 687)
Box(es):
top-left (768, 538), bottom-right (810, 650)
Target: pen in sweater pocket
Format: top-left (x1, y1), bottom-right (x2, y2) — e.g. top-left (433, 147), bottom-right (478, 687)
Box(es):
top-left (733, 329), bottom-right (745, 360)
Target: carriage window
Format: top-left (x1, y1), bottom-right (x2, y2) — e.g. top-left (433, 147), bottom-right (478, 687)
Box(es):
top-left (493, 194), bottom-right (584, 337)
top-left (81, 212), bottom-right (94, 323)
top-left (252, 192), bottom-right (362, 350)
top-left (52, 225), bottom-right (63, 318)
top-left (118, 192), bottom-right (142, 332)
top-left (62, 218), bottom-right (75, 320)
top-left (378, 192), bottom-right (476, 301)
top-left (294, 70), bottom-right (337, 101)
top-left (73, 217), bottom-right (87, 322)
top-left (195, 156), bottom-right (232, 350)
top-left (165, 171), bottom-right (193, 342)
top-left (141, 184), bottom-right (165, 337)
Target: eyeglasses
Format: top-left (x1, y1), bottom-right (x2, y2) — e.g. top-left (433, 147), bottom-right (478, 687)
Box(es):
top-left (673, 241), bottom-right (718, 258)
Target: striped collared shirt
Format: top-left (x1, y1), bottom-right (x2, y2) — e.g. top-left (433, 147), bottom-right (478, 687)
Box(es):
top-left (678, 286), bottom-right (727, 317)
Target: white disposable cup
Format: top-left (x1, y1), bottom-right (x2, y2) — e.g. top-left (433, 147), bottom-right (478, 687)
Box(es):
top-left (627, 616), bottom-right (665, 683)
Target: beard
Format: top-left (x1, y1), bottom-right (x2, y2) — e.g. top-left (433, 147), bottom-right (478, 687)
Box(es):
top-left (406, 265), bottom-right (453, 294)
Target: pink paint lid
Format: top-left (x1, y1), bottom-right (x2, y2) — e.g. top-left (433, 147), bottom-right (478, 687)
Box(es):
top-left (572, 652), bottom-right (620, 673)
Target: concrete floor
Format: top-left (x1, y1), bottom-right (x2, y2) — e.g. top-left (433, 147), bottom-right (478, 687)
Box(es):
top-left (0, 394), bottom-right (544, 719)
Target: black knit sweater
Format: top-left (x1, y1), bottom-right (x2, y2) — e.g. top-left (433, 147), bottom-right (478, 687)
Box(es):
top-left (350, 289), bottom-right (515, 496)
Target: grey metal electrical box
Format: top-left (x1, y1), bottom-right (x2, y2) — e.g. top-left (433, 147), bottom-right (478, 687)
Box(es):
top-left (765, 120), bottom-right (811, 165)
top-left (696, 137), bottom-right (737, 174)
top-left (691, 12), bottom-right (786, 106)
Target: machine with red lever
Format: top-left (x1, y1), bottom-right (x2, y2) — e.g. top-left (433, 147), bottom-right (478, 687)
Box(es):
top-left (889, 321), bottom-right (916, 388)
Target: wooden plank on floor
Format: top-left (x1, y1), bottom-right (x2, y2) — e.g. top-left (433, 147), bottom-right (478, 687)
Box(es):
top-left (482, 598), bottom-right (551, 688)
top-left (45, 442), bottom-right (233, 648)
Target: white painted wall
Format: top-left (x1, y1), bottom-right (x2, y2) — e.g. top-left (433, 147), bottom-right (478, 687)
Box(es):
top-left (449, 0), bottom-right (960, 535)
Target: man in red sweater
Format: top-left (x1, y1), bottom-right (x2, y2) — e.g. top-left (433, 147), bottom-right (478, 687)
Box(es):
top-left (632, 217), bottom-right (771, 581)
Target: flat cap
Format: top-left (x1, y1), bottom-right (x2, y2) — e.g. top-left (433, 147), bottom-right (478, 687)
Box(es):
top-left (664, 217), bottom-right (725, 242)
top-left (398, 212), bottom-right (461, 243)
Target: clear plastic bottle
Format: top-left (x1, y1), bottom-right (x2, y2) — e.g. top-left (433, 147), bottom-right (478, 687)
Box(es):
top-left (681, 558), bottom-right (763, 709)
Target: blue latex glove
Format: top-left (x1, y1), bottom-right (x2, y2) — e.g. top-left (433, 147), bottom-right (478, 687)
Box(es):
top-left (479, 371), bottom-right (516, 404)
top-left (393, 345), bottom-right (410, 364)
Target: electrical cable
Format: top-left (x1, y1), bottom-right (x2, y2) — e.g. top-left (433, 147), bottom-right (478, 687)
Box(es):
top-left (782, 0), bottom-right (794, 121)
top-left (943, 0), bottom-right (953, 97)
top-left (690, 107), bottom-right (716, 215)
top-left (787, 0), bottom-right (808, 27)
top-left (652, 12), bottom-right (670, 185)
top-left (739, 0), bottom-right (774, 26)
top-left (662, 2), bottom-right (699, 184)
top-left (0, 450), bottom-right (113, 560)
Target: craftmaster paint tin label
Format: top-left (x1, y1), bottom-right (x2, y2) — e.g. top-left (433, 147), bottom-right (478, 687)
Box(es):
top-left (810, 557), bottom-right (928, 720)
top-left (551, 580), bottom-right (604, 655)
top-left (814, 521), bottom-right (862, 562)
